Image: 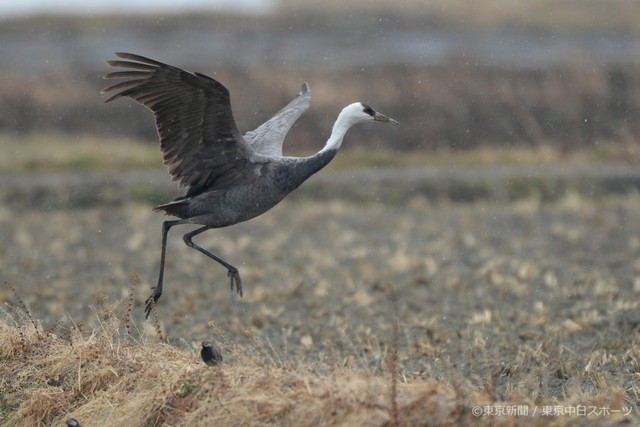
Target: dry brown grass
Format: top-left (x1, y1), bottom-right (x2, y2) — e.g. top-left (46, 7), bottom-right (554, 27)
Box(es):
top-left (2, 274), bottom-right (638, 426)
top-left (0, 288), bottom-right (465, 426)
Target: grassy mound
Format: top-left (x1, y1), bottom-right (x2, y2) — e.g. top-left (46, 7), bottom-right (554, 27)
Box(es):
top-left (0, 285), bottom-right (467, 426)
top-left (2, 281), bottom-right (637, 426)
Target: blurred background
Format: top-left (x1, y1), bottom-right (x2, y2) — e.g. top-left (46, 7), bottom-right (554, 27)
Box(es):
top-left (2, 0), bottom-right (640, 158)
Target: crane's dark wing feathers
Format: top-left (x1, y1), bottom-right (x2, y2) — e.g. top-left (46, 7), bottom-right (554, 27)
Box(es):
top-left (102, 52), bottom-right (265, 195)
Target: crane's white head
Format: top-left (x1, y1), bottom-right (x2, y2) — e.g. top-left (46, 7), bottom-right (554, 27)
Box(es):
top-left (323, 102), bottom-right (399, 153)
top-left (342, 102), bottom-right (400, 126)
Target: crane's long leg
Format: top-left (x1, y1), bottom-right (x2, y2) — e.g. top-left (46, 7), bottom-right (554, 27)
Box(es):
top-left (145, 219), bottom-right (182, 318)
top-left (182, 226), bottom-right (243, 297)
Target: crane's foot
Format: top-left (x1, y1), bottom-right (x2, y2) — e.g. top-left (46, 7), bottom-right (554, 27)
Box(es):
top-left (228, 267), bottom-right (243, 297)
top-left (144, 288), bottom-right (162, 319)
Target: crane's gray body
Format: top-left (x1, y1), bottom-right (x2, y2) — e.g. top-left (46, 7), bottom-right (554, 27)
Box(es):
top-left (158, 149), bottom-right (337, 227)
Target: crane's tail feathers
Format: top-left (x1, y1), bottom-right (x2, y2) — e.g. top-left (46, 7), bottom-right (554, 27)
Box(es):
top-left (153, 199), bottom-right (189, 217)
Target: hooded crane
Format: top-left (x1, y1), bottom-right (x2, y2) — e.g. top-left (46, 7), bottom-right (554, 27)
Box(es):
top-left (102, 52), bottom-right (399, 318)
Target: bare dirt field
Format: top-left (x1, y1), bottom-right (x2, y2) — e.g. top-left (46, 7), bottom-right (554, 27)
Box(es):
top-left (2, 175), bottom-right (640, 424)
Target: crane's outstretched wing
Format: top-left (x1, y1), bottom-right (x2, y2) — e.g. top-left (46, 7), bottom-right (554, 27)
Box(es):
top-left (102, 52), bottom-right (266, 196)
top-left (244, 83), bottom-right (311, 157)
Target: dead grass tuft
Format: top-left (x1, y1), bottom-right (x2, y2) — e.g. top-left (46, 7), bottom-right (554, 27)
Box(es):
top-left (385, 284), bottom-right (399, 427)
top-left (5, 281), bottom-right (41, 339)
top-left (122, 267), bottom-right (138, 337)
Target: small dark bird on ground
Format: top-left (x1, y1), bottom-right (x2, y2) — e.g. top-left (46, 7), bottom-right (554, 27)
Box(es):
top-left (200, 340), bottom-right (223, 366)
top-left (67, 418), bottom-right (82, 427)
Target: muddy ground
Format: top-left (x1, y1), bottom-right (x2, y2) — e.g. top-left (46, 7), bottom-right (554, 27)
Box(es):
top-left (1, 170), bottom-right (640, 412)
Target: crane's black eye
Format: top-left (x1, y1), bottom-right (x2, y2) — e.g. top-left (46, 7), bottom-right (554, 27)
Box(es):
top-left (362, 104), bottom-right (375, 116)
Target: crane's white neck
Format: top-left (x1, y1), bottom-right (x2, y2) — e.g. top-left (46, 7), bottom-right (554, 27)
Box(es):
top-left (286, 104), bottom-right (368, 192)
top-left (321, 104), bottom-right (365, 153)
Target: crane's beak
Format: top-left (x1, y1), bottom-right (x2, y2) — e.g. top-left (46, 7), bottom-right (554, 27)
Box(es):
top-left (374, 112), bottom-right (400, 125)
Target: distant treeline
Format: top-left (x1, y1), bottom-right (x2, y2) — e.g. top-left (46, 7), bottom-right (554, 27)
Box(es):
top-left (2, 61), bottom-right (638, 152)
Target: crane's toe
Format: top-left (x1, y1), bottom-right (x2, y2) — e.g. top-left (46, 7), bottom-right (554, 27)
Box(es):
top-left (144, 289), bottom-right (162, 319)
top-left (228, 268), bottom-right (243, 297)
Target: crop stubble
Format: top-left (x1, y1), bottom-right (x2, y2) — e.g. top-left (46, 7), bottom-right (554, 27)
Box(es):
top-left (1, 192), bottom-right (639, 407)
